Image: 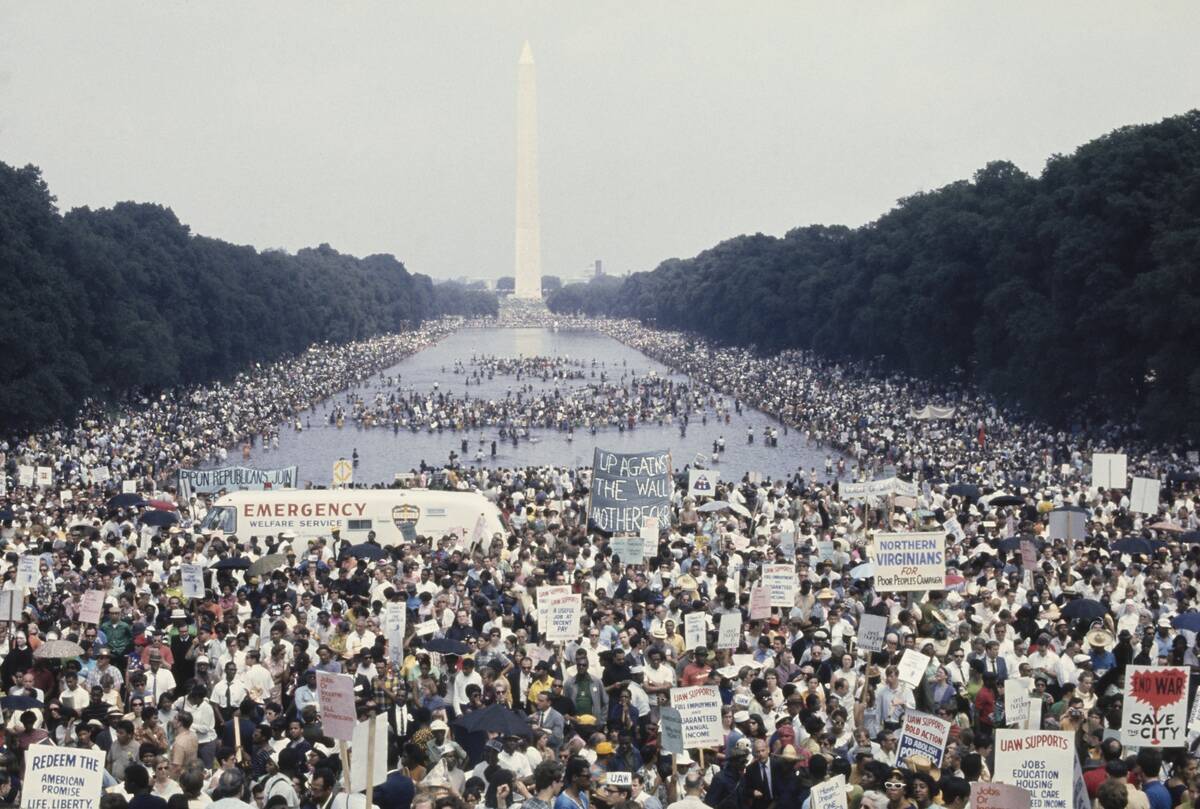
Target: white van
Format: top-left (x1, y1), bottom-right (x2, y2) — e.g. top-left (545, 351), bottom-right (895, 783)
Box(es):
top-left (198, 488), bottom-right (506, 550)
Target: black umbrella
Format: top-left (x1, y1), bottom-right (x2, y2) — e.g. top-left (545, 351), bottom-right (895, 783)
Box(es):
top-left (1061, 598), bottom-right (1108, 622)
top-left (210, 557), bottom-right (252, 570)
top-left (453, 703), bottom-right (533, 738)
top-left (0, 694), bottom-right (43, 710)
top-left (1180, 531), bottom-right (1200, 545)
top-left (140, 509), bottom-right (179, 527)
top-left (1111, 538), bottom-right (1164, 556)
top-left (421, 637), bottom-right (472, 655)
top-left (947, 484), bottom-right (981, 501)
top-left (987, 495), bottom-right (1024, 508)
top-left (996, 536), bottom-right (1043, 553)
top-left (0, 508), bottom-right (14, 521)
top-left (343, 543), bottom-right (387, 561)
top-left (107, 493), bottom-right (147, 509)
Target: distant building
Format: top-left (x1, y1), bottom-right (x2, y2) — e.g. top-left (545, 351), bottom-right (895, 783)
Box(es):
top-left (594, 260), bottom-right (603, 278)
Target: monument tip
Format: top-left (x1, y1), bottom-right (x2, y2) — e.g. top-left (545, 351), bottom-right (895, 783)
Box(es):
top-left (519, 41), bottom-right (534, 65)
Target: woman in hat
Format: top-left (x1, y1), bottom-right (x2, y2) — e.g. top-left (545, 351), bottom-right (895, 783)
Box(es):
top-left (883, 768), bottom-right (917, 809)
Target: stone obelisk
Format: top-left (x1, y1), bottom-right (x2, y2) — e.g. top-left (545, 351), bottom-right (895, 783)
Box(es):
top-left (514, 41), bottom-right (542, 300)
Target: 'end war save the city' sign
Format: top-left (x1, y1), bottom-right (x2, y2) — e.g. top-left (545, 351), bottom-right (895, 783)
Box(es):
top-left (589, 449), bottom-right (672, 533)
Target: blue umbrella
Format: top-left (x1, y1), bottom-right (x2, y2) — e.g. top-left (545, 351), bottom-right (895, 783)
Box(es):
top-left (140, 509), bottom-right (179, 527)
top-left (0, 695), bottom-right (43, 710)
top-left (107, 493), bottom-right (147, 509)
top-left (1171, 613), bottom-right (1200, 632)
top-left (1111, 538), bottom-right (1164, 556)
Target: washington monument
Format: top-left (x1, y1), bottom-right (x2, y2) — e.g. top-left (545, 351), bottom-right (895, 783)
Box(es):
top-left (514, 41), bottom-right (542, 300)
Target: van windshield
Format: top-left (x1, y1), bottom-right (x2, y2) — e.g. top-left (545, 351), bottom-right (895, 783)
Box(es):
top-left (200, 506), bottom-right (236, 534)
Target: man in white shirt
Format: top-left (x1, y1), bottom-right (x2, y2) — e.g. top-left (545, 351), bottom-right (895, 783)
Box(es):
top-left (144, 651), bottom-right (177, 704)
top-left (211, 662), bottom-right (248, 716)
top-left (243, 650), bottom-right (275, 706)
top-left (451, 657), bottom-right (482, 715)
top-left (345, 617), bottom-right (376, 658)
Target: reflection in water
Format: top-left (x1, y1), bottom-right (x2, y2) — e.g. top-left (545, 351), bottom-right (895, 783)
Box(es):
top-left (213, 329), bottom-right (840, 485)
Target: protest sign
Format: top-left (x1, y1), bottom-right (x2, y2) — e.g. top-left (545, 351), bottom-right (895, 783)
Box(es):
top-left (414, 619), bottom-right (439, 636)
top-left (763, 563), bottom-right (797, 607)
top-left (18, 466), bottom-right (33, 488)
top-left (59, 489), bottom-right (72, 503)
top-left (1047, 508), bottom-right (1087, 541)
top-left (897, 649), bottom-right (931, 689)
top-left (688, 468), bottom-right (719, 498)
top-left (21, 744), bottom-right (105, 809)
top-left (1121, 666), bottom-right (1189, 747)
top-left (749, 585), bottom-right (771, 620)
top-left (78, 590), bottom-right (105, 625)
top-left (942, 517), bottom-right (965, 542)
top-left (840, 477), bottom-right (918, 501)
top-left (544, 593), bottom-right (582, 643)
top-left (15, 556), bottom-right (39, 590)
top-left (809, 775), bottom-right (849, 809)
top-left (317, 672), bottom-right (358, 741)
top-left (384, 601), bottom-right (406, 662)
top-left (610, 536), bottom-right (645, 565)
top-left (857, 614), bottom-right (888, 652)
top-left (994, 730), bottom-right (1078, 809)
top-left (1130, 477), bottom-right (1162, 515)
top-left (350, 714), bottom-right (388, 791)
top-left (670, 686), bottom-right (723, 748)
top-left (178, 464), bottom-right (299, 499)
top-left (1092, 453), bottom-right (1128, 489)
top-left (871, 532), bottom-right (945, 592)
top-left (181, 564), bottom-right (205, 599)
top-left (895, 710), bottom-right (951, 766)
top-left (660, 707), bottom-right (685, 755)
top-left (684, 612), bottom-right (707, 650)
top-left (606, 772), bottom-right (632, 786)
top-left (589, 448), bottom-right (672, 533)
top-left (1019, 540), bottom-right (1038, 572)
top-left (536, 585), bottom-right (572, 626)
top-left (781, 530), bottom-right (797, 560)
top-left (717, 612), bottom-right (741, 650)
top-left (640, 515), bottom-right (659, 547)
top-left (91, 466), bottom-right (111, 484)
top-left (1004, 678), bottom-right (1034, 730)
top-left (122, 479), bottom-right (137, 494)
top-left (35, 466), bottom-right (52, 487)
top-left (971, 783), bottom-right (1032, 809)
top-left (0, 591), bottom-right (23, 624)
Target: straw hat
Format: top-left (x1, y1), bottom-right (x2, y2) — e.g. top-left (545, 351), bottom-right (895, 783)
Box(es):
top-left (775, 744), bottom-right (800, 761)
top-left (1086, 629), bottom-right (1115, 649)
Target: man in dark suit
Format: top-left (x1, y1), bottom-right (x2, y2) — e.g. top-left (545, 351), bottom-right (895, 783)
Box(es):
top-left (982, 640), bottom-right (1008, 682)
top-left (507, 655), bottom-right (535, 713)
top-left (742, 738), bottom-right (784, 809)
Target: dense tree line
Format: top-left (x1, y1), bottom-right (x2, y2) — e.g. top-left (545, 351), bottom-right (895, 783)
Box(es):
top-left (548, 111), bottom-right (1200, 440)
top-left (0, 162), bottom-right (496, 431)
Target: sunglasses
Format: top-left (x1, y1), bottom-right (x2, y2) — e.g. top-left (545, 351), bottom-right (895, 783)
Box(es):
top-left (885, 782), bottom-right (906, 790)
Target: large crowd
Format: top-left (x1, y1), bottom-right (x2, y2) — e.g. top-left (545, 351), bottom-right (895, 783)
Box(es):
top-left (0, 310), bottom-right (1197, 809)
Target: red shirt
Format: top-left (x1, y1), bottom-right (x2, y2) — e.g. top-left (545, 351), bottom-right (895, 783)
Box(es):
top-left (681, 663), bottom-right (711, 686)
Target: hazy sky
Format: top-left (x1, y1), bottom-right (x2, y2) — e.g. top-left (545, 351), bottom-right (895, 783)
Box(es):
top-left (2, 2), bottom-right (1198, 281)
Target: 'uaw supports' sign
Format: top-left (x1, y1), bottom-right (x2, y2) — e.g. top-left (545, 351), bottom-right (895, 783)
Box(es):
top-left (871, 532), bottom-right (945, 592)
